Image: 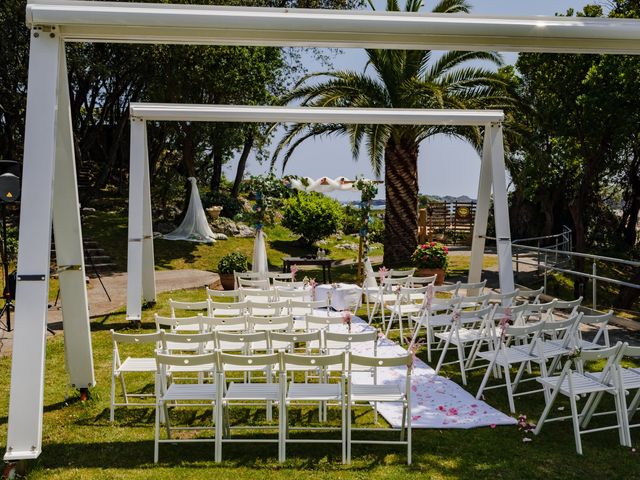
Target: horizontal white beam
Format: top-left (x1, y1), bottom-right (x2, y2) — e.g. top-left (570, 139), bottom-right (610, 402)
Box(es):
top-left (129, 104), bottom-right (503, 126)
top-left (27, 1), bottom-right (640, 54)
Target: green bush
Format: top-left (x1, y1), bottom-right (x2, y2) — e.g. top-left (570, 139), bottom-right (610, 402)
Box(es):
top-left (217, 252), bottom-right (249, 274)
top-left (203, 191), bottom-right (243, 219)
top-left (342, 204), bottom-right (360, 235)
top-left (282, 192), bottom-right (344, 245)
top-left (369, 215), bottom-right (385, 243)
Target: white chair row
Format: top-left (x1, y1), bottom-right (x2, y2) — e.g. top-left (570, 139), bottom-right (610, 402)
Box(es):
top-left (233, 271), bottom-right (295, 289)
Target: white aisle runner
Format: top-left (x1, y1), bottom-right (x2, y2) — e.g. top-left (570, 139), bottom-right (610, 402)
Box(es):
top-left (323, 314), bottom-right (516, 429)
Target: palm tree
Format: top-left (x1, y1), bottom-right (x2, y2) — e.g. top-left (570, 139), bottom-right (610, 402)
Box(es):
top-left (272, 0), bottom-right (511, 266)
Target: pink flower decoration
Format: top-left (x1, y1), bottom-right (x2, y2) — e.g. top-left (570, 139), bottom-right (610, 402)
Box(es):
top-left (290, 264), bottom-right (299, 280)
top-left (425, 284), bottom-right (434, 308)
top-left (379, 266), bottom-right (389, 284)
top-left (451, 308), bottom-right (462, 324)
top-left (308, 278), bottom-right (317, 300)
top-left (412, 415), bottom-right (422, 422)
top-left (342, 310), bottom-right (352, 332)
top-left (447, 408), bottom-right (458, 416)
top-left (437, 405), bottom-right (446, 412)
top-left (490, 424), bottom-right (496, 429)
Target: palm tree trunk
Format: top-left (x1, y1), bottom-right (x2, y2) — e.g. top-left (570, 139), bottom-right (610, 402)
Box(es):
top-left (383, 137), bottom-right (419, 267)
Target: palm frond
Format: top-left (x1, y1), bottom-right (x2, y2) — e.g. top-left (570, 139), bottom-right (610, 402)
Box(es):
top-left (431, 0), bottom-right (471, 14)
top-left (427, 51), bottom-right (503, 79)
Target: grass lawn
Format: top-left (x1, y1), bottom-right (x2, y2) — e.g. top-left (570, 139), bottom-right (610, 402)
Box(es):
top-left (0, 288), bottom-right (637, 479)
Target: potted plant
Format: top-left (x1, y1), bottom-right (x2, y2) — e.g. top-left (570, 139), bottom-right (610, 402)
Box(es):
top-left (411, 242), bottom-right (449, 285)
top-left (217, 252), bottom-right (249, 290)
top-left (206, 205), bottom-right (223, 220)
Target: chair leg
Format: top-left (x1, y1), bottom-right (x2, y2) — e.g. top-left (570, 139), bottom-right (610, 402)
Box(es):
top-left (457, 341), bottom-right (468, 386)
top-left (434, 334), bottom-right (451, 376)
top-left (503, 364), bottom-right (516, 414)
top-left (341, 398), bottom-right (346, 464)
top-left (215, 400), bottom-right (222, 462)
top-left (110, 373), bottom-right (116, 422)
top-left (569, 391), bottom-right (583, 455)
top-left (407, 400), bottom-right (412, 466)
top-left (534, 382), bottom-right (562, 436)
top-left (346, 400), bottom-right (352, 464)
top-left (154, 402), bottom-right (161, 463)
top-left (475, 355), bottom-right (498, 401)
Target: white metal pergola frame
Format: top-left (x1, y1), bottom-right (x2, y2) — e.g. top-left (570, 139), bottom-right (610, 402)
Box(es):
top-left (8, 0), bottom-right (640, 462)
top-left (126, 104), bottom-right (510, 324)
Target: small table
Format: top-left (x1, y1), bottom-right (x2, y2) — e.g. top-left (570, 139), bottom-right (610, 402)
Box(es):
top-left (282, 257), bottom-right (334, 283)
top-left (315, 283), bottom-right (362, 311)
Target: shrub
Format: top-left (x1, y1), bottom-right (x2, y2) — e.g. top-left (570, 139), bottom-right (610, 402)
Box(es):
top-left (217, 252), bottom-right (249, 274)
top-left (342, 204), bottom-right (360, 235)
top-left (369, 216), bottom-right (385, 243)
top-left (282, 192), bottom-right (344, 245)
top-left (411, 242), bottom-right (449, 270)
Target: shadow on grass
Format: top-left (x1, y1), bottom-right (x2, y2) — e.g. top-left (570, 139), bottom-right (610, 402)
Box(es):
top-left (153, 239), bottom-right (200, 270)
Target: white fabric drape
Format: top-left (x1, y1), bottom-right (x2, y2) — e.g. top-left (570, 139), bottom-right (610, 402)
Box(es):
top-left (363, 257), bottom-right (378, 288)
top-left (252, 229), bottom-right (268, 273)
top-left (164, 177), bottom-right (219, 243)
top-left (290, 176), bottom-right (355, 193)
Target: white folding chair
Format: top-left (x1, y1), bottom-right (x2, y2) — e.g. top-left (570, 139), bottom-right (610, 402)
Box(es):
top-left (269, 330), bottom-right (322, 355)
top-left (154, 352), bottom-right (218, 463)
top-left (249, 314), bottom-right (294, 333)
top-left (434, 305), bottom-right (496, 385)
top-left (370, 276), bottom-right (412, 326)
top-left (273, 278), bottom-right (306, 289)
top-left (575, 310), bottom-right (613, 350)
top-left (276, 288), bottom-right (310, 301)
top-left (533, 342), bottom-right (629, 454)
top-left (268, 271), bottom-right (294, 283)
top-left (280, 352), bottom-right (347, 463)
top-left (347, 353), bottom-right (413, 464)
top-left (516, 286), bottom-right (544, 304)
top-left (475, 321), bottom-right (547, 413)
top-left (289, 299), bottom-right (329, 317)
top-left (516, 299), bottom-right (556, 325)
top-left (409, 275), bottom-right (437, 287)
top-left (215, 330), bottom-right (269, 355)
top-left (458, 279), bottom-right (487, 297)
top-left (488, 289), bottom-right (520, 306)
top-left (217, 352), bottom-right (283, 461)
top-left (306, 314), bottom-right (347, 333)
top-left (109, 330), bottom-right (161, 422)
top-left (200, 315), bottom-right (247, 333)
top-left (388, 268), bottom-right (415, 278)
top-left (234, 271), bottom-right (266, 288)
top-left (385, 285), bottom-right (430, 343)
top-left (409, 296), bottom-right (462, 363)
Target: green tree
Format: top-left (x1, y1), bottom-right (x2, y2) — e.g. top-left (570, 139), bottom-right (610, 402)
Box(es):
top-left (271, 0), bottom-right (510, 266)
top-left (282, 192), bottom-right (344, 245)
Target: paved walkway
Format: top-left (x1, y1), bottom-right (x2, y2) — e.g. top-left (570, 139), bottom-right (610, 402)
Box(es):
top-left (0, 269), bottom-right (218, 355)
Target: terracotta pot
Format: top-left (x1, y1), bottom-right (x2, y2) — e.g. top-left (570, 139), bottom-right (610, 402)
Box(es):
top-left (416, 267), bottom-right (446, 285)
top-left (219, 272), bottom-right (235, 290)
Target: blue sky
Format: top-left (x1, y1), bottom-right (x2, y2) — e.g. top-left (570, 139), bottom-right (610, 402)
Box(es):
top-left (225, 0), bottom-right (595, 201)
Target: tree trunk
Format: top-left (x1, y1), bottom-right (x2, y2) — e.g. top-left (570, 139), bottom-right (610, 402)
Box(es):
top-left (211, 142), bottom-right (223, 194)
top-left (383, 137), bottom-right (419, 267)
top-left (232, 131), bottom-right (254, 198)
top-left (617, 146), bottom-right (640, 248)
top-left (180, 125), bottom-right (196, 221)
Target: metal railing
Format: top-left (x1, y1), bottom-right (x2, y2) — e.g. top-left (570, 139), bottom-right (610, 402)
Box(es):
top-left (485, 227), bottom-right (639, 312)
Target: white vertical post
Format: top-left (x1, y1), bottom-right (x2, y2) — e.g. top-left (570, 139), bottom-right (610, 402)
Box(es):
top-left (4, 29), bottom-right (61, 462)
top-left (141, 122), bottom-right (156, 303)
top-left (468, 126), bottom-right (493, 285)
top-left (126, 118), bottom-right (145, 321)
top-left (490, 123), bottom-right (516, 293)
top-left (52, 46), bottom-right (95, 389)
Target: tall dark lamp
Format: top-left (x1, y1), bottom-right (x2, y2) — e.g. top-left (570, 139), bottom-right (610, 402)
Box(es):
top-left (0, 160), bottom-right (21, 332)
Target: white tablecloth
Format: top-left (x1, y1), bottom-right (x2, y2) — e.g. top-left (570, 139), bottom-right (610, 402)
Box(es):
top-left (315, 283), bottom-right (362, 311)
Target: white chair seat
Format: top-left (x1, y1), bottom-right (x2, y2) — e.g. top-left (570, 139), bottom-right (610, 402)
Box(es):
top-left (389, 304), bottom-right (422, 315)
top-left (592, 369), bottom-right (640, 389)
top-left (287, 383), bottom-right (341, 401)
top-left (477, 347), bottom-right (538, 367)
top-left (161, 383), bottom-right (218, 401)
top-left (118, 357), bottom-right (156, 372)
top-left (411, 314), bottom-right (451, 328)
top-left (211, 309), bottom-right (245, 317)
top-left (576, 339), bottom-right (608, 350)
top-left (537, 372), bottom-right (616, 396)
top-left (225, 382), bottom-right (281, 401)
top-left (350, 383), bottom-right (405, 402)
top-left (434, 328), bottom-right (487, 345)
top-left (515, 342), bottom-right (571, 360)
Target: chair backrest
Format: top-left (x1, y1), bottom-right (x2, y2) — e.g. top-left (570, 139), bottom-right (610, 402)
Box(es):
top-left (218, 352), bottom-right (280, 371)
top-left (489, 289), bottom-right (520, 304)
top-left (381, 276), bottom-right (412, 289)
top-left (458, 279), bottom-right (487, 295)
top-left (282, 352), bottom-right (346, 372)
top-left (494, 302), bottom-right (529, 323)
top-left (306, 314), bottom-right (345, 330)
top-left (249, 314), bottom-right (293, 332)
top-left (289, 299), bottom-right (329, 315)
top-left (155, 352), bottom-right (216, 374)
top-left (159, 331), bottom-right (215, 352)
top-left (410, 275), bottom-right (437, 286)
top-left (426, 295), bottom-right (462, 314)
top-left (268, 272), bottom-right (294, 282)
top-left (460, 293), bottom-right (490, 309)
top-left (274, 279), bottom-right (307, 289)
top-left (622, 343), bottom-right (640, 359)
top-left (154, 314), bottom-right (202, 331)
top-left (235, 271), bottom-right (266, 281)
top-left (553, 297), bottom-right (583, 317)
top-left (516, 286), bottom-right (544, 304)
top-left (397, 285), bottom-right (430, 299)
top-left (276, 288), bottom-right (309, 299)
top-left (324, 330), bottom-right (378, 353)
top-left (434, 281), bottom-right (461, 297)
top-left (542, 313), bottom-right (582, 347)
top-left (110, 330), bottom-right (161, 350)
top-left (269, 330), bottom-right (322, 353)
top-left (215, 331), bottom-right (268, 352)
top-left (206, 287), bottom-right (242, 302)
top-left (209, 300), bottom-right (249, 316)
top-left (349, 353), bottom-right (412, 393)
top-left (247, 299), bottom-right (289, 316)
top-left (239, 288), bottom-right (277, 302)
top-left (518, 299), bottom-right (556, 324)
top-left (389, 268), bottom-right (415, 277)
top-left (237, 278), bottom-right (271, 290)
top-left (576, 341), bottom-right (626, 380)
top-left (169, 299), bottom-right (210, 317)
top-left (200, 315), bottom-right (247, 332)
top-left (455, 305), bottom-right (495, 326)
